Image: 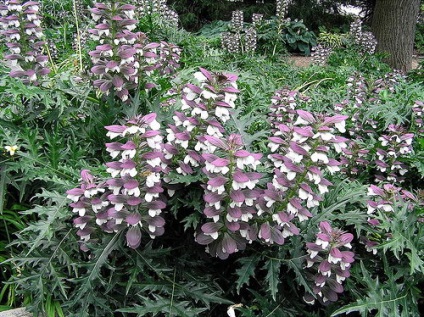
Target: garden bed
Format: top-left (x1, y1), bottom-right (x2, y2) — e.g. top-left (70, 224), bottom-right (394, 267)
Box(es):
top-left (1, 1), bottom-right (423, 316)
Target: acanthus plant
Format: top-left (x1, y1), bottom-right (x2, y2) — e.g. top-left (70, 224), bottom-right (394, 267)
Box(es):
top-left (0, 0), bottom-right (50, 85)
top-left (67, 68), bottom-right (354, 304)
top-left (412, 100), bottom-right (424, 134)
top-left (133, 0), bottom-right (179, 29)
top-left (335, 72), bottom-right (421, 184)
top-left (161, 68), bottom-right (262, 259)
top-left (360, 183), bottom-right (423, 262)
top-left (311, 44), bottom-right (332, 66)
top-left (258, 89), bottom-right (349, 248)
top-left (222, 10), bottom-right (259, 54)
top-left (349, 18), bottom-right (377, 55)
top-left (66, 113), bottom-right (167, 250)
top-left (304, 221), bottom-right (354, 305)
top-left (88, 1), bottom-right (181, 102)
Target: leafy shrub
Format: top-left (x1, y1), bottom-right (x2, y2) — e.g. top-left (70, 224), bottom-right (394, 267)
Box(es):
top-left (282, 19), bottom-right (317, 55)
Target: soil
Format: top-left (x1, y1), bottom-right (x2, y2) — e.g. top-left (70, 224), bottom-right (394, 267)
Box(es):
top-left (287, 54), bottom-right (423, 70)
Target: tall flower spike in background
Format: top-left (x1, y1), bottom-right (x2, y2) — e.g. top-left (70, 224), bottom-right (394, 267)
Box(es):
top-left (349, 18), bottom-right (377, 55)
top-left (134, 0), bottom-right (179, 28)
top-left (88, 1), bottom-right (142, 101)
top-left (0, 0), bottom-right (50, 85)
top-left (88, 1), bottom-right (181, 102)
top-left (311, 44), bottom-right (332, 66)
top-left (276, 0), bottom-right (289, 24)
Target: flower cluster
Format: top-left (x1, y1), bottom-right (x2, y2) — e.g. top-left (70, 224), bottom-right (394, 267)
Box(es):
top-left (164, 68), bottom-right (239, 179)
top-left (311, 44), bottom-right (332, 66)
top-left (67, 113), bottom-right (167, 250)
top-left (259, 107), bottom-right (348, 245)
top-left (371, 71), bottom-right (406, 95)
top-left (244, 27), bottom-right (257, 52)
top-left (251, 13), bottom-right (263, 26)
top-left (0, 0), bottom-right (50, 84)
top-left (361, 184), bottom-right (418, 253)
top-left (73, 0), bottom-right (87, 20)
top-left (349, 18), bottom-right (377, 55)
top-left (349, 18), bottom-right (361, 40)
top-left (336, 74), bottom-right (379, 178)
top-left (154, 41), bottom-right (181, 76)
top-left (88, 1), bottom-right (180, 101)
top-left (222, 10), bottom-right (260, 54)
top-left (343, 72), bottom-right (406, 139)
top-left (134, 0), bottom-right (178, 28)
top-left (268, 88), bottom-right (310, 128)
top-left (374, 124), bottom-right (413, 183)
top-left (72, 29), bottom-right (89, 57)
top-left (161, 69), bottom-right (263, 259)
top-left (412, 100), bottom-right (424, 134)
top-left (222, 31), bottom-right (241, 54)
top-left (304, 221), bottom-right (354, 305)
top-left (336, 72), bottom-right (419, 183)
top-left (338, 140), bottom-right (370, 178)
top-left (276, 0), bottom-right (289, 22)
top-left (195, 134), bottom-right (263, 259)
top-left (367, 184), bottom-right (416, 215)
top-left (345, 72), bottom-right (368, 113)
top-left (89, 2), bottom-right (144, 101)
top-left (230, 10), bottom-right (243, 32)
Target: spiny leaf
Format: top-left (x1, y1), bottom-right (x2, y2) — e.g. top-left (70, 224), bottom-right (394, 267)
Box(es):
top-left (229, 107), bottom-right (269, 151)
top-left (117, 295), bottom-right (207, 317)
top-left (284, 236), bottom-right (312, 295)
top-left (331, 292), bottom-right (409, 317)
top-left (332, 261), bottom-right (420, 317)
top-left (68, 233), bottom-right (120, 306)
top-left (263, 258), bottom-right (280, 301)
top-left (235, 254), bottom-right (261, 294)
top-left (177, 282), bottom-right (233, 306)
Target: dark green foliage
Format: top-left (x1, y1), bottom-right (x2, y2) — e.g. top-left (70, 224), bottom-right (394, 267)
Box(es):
top-left (282, 19), bottom-right (317, 55)
top-left (332, 260), bottom-right (423, 316)
top-left (287, 0), bottom-right (354, 33)
top-left (168, 0), bottom-right (275, 31)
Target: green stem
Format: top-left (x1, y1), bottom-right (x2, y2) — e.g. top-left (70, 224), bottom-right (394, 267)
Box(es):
top-left (72, 0), bottom-right (83, 73)
top-left (0, 166), bottom-right (11, 244)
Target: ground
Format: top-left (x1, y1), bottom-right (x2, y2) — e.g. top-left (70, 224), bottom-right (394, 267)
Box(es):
top-left (288, 54), bottom-right (423, 69)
